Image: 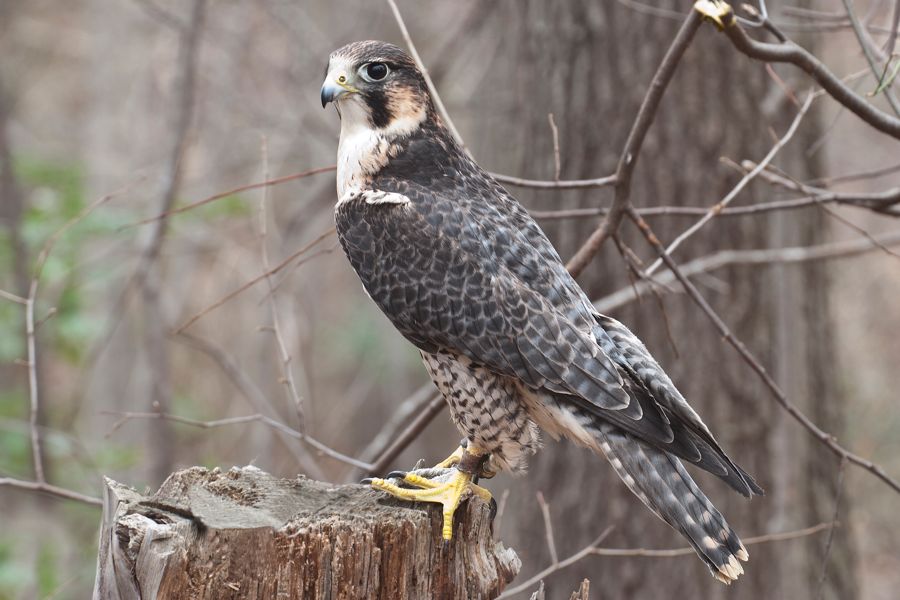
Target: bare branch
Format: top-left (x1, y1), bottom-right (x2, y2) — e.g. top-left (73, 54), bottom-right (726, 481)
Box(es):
top-left (536, 492), bottom-right (559, 564)
top-left (594, 229), bottom-right (900, 313)
top-left (0, 477), bottom-right (102, 507)
top-left (547, 113), bottom-right (561, 181)
top-left (385, 0), bottom-right (466, 149)
top-left (492, 172), bottom-right (616, 190)
top-left (708, 2), bottom-right (900, 139)
top-left (20, 181), bottom-right (134, 484)
top-left (258, 137), bottom-right (307, 430)
top-left (350, 382), bottom-right (436, 480)
top-left (24, 289), bottom-right (41, 482)
top-left (137, 0), bottom-right (205, 272)
top-left (590, 522), bottom-right (834, 557)
top-left (566, 8), bottom-right (704, 278)
top-left (126, 166), bottom-right (336, 228)
top-left (174, 227), bottom-right (335, 333)
top-left (644, 91), bottom-right (814, 277)
top-left (815, 458), bottom-right (847, 600)
top-left (497, 526), bottom-right (614, 599)
top-left (628, 208), bottom-right (900, 495)
top-left (887, 0), bottom-right (900, 57)
top-left (173, 331), bottom-right (326, 479)
top-left (743, 160), bottom-right (900, 215)
top-left (0, 288), bottom-right (27, 304)
top-left (501, 522), bottom-right (832, 599)
top-left (104, 411), bottom-right (374, 473)
top-left (840, 0), bottom-right (900, 116)
top-left (808, 160), bottom-right (900, 186)
top-left (367, 394), bottom-right (445, 476)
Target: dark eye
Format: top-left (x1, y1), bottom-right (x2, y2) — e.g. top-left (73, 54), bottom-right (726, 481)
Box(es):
top-left (364, 63), bottom-right (389, 81)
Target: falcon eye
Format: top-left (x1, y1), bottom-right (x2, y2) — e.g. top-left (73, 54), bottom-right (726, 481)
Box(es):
top-left (361, 62), bottom-right (389, 82)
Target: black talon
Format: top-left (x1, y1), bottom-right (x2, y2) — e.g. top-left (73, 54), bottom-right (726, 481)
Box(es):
top-left (360, 477), bottom-right (374, 484)
top-left (386, 470), bottom-right (408, 479)
top-left (488, 497), bottom-right (498, 521)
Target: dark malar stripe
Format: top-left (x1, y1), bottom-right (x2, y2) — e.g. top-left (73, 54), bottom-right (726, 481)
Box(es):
top-left (366, 91), bottom-right (392, 129)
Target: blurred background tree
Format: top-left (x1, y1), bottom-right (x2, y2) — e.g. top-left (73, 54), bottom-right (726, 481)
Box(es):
top-left (1, 1), bottom-right (898, 598)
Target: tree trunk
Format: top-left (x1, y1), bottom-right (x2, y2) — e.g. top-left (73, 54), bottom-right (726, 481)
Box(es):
top-left (93, 466), bottom-right (520, 600)
top-left (469, 1), bottom-right (856, 598)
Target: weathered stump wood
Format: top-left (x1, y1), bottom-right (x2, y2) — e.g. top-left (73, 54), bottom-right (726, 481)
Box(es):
top-left (93, 465), bottom-right (519, 600)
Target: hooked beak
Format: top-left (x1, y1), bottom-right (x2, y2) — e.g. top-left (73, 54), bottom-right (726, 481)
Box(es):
top-left (321, 72), bottom-right (358, 108)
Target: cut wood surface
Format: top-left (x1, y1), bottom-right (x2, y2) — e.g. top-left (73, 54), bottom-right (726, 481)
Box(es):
top-left (93, 465), bottom-right (520, 600)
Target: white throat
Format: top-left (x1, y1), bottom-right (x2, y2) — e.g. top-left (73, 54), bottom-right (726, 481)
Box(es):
top-left (335, 98), bottom-right (426, 201)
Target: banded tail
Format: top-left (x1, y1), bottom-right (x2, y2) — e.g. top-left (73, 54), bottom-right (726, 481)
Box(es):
top-left (596, 422), bottom-right (749, 583)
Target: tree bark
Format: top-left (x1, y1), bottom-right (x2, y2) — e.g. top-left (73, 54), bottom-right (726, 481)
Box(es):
top-left (468, 1), bottom-right (856, 598)
top-left (93, 466), bottom-right (520, 600)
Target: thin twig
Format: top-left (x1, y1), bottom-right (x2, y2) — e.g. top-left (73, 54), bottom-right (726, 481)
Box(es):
top-left (817, 202), bottom-right (900, 261)
top-left (22, 182), bottom-right (134, 484)
top-left (566, 7), bottom-right (703, 278)
top-left (349, 382), bottom-right (436, 480)
top-left (644, 91), bottom-right (814, 277)
top-left (0, 289), bottom-right (27, 304)
top-left (498, 526), bottom-right (615, 599)
top-left (536, 491), bottom-right (559, 564)
top-left (886, 0), bottom-right (900, 57)
top-left (547, 113), bottom-right (561, 181)
top-left (0, 478), bottom-right (102, 507)
top-left (500, 522), bottom-right (832, 599)
top-left (591, 522), bottom-right (834, 557)
top-left (174, 227), bottom-right (335, 333)
top-left (807, 160), bottom-right (900, 186)
top-left (385, 0), bottom-right (466, 149)
top-left (815, 458), bottom-right (847, 600)
top-left (711, 3), bottom-right (900, 138)
top-left (594, 229), bottom-right (900, 313)
top-left (139, 0), bottom-right (206, 484)
top-left (104, 411), bottom-right (374, 472)
top-left (494, 488), bottom-right (511, 536)
top-left (742, 160), bottom-right (900, 215)
top-left (125, 163), bottom-right (616, 231)
top-left (628, 208), bottom-right (900, 495)
top-left (173, 331), bottom-right (326, 479)
top-left (491, 172), bottom-right (616, 190)
top-left (840, 0), bottom-right (900, 115)
top-left (367, 394), bottom-right (445, 476)
top-left (137, 0), bottom-right (205, 273)
top-left (258, 137), bottom-right (306, 430)
top-left (24, 288), bottom-right (41, 482)
top-left (125, 166), bottom-right (336, 228)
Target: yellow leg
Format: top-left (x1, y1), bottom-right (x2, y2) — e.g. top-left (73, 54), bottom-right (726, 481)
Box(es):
top-left (370, 446), bottom-right (493, 540)
top-left (434, 444), bottom-right (496, 478)
top-left (434, 446), bottom-right (465, 469)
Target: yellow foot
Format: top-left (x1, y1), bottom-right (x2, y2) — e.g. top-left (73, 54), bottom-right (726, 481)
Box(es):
top-left (434, 446), bottom-right (465, 469)
top-left (694, 0), bottom-right (734, 30)
top-left (370, 468), bottom-right (492, 540)
top-left (434, 445), bottom-right (497, 479)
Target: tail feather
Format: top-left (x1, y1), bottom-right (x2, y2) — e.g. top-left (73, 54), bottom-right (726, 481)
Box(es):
top-left (595, 422), bottom-right (749, 584)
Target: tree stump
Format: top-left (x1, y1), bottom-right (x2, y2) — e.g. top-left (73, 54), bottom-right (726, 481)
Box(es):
top-left (93, 466), bottom-right (520, 599)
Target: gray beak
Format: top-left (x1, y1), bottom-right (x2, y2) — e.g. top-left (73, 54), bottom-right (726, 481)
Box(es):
top-left (321, 80), bottom-right (341, 108)
top-left (321, 78), bottom-right (356, 108)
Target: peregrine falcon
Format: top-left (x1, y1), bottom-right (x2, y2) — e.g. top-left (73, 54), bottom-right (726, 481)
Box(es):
top-left (321, 40), bottom-right (762, 584)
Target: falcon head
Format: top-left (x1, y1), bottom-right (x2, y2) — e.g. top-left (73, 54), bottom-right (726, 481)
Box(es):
top-left (321, 41), bottom-right (433, 136)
